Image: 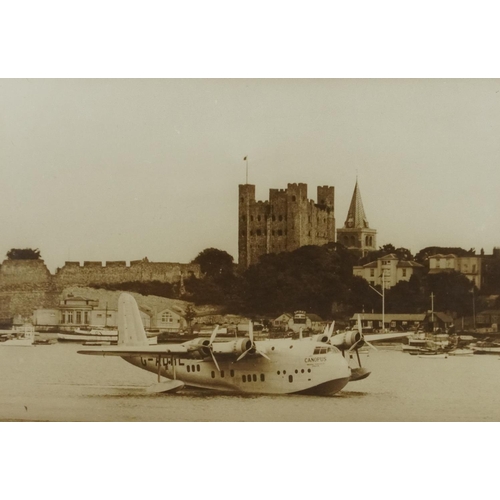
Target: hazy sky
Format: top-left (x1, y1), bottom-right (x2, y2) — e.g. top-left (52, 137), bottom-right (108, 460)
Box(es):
top-left (1, 79), bottom-right (499, 272)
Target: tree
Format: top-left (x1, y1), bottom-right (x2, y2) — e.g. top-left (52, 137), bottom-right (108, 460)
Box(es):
top-left (414, 246), bottom-right (473, 264)
top-left (6, 248), bottom-right (41, 260)
top-left (184, 304), bottom-right (196, 334)
top-left (192, 248), bottom-right (234, 277)
top-left (425, 271), bottom-right (475, 317)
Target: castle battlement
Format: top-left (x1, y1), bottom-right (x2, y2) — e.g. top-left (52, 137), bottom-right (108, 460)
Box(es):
top-left (0, 257), bottom-right (201, 320)
top-left (238, 182), bottom-right (336, 268)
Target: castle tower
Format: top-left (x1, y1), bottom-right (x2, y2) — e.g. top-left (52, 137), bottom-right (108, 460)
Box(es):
top-left (336, 179), bottom-right (376, 257)
top-left (238, 183), bottom-right (336, 269)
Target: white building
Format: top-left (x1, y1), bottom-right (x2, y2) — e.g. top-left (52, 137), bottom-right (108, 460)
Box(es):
top-left (353, 253), bottom-right (424, 289)
top-left (428, 254), bottom-right (482, 288)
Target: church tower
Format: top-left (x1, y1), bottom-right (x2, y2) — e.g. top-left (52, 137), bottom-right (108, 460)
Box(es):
top-left (336, 179), bottom-right (377, 257)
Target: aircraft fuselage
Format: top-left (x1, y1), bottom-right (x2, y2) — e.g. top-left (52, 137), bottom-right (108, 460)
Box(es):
top-left (123, 339), bottom-right (351, 395)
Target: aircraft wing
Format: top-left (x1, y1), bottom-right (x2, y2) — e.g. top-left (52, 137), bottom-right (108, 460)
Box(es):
top-left (364, 332), bottom-right (413, 342)
top-left (78, 343), bottom-right (195, 358)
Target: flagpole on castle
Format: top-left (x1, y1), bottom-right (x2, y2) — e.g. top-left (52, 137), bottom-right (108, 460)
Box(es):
top-left (244, 156), bottom-right (248, 184)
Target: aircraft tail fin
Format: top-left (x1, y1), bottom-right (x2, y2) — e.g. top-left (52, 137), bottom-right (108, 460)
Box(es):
top-left (117, 293), bottom-right (149, 347)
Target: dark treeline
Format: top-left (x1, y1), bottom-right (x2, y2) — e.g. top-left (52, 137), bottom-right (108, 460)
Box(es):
top-left (183, 245), bottom-right (494, 320)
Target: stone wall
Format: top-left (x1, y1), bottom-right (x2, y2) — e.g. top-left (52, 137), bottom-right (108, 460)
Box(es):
top-left (0, 258), bottom-right (201, 321)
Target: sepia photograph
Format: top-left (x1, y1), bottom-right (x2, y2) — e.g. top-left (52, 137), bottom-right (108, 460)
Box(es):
top-left (1, 77), bottom-right (499, 423)
top-left (4, 4), bottom-right (500, 500)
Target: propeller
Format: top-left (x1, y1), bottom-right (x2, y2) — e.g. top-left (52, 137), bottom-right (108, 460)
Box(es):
top-left (202, 325), bottom-right (221, 371)
top-left (236, 321), bottom-right (270, 362)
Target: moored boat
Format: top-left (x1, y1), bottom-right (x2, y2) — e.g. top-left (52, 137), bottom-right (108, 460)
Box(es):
top-left (448, 348), bottom-right (474, 356)
top-left (418, 352), bottom-right (448, 359)
top-left (0, 326), bottom-right (36, 347)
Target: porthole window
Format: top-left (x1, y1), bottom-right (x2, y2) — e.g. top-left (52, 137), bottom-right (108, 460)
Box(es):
top-left (277, 370), bottom-right (281, 375)
top-left (260, 374), bottom-right (265, 381)
top-left (307, 368), bottom-right (311, 373)
top-left (230, 370), bottom-right (235, 377)
top-left (301, 369), bottom-right (304, 373)
top-left (211, 371), bottom-right (215, 378)
top-left (289, 375), bottom-right (293, 383)
top-left (289, 345), bottom-right (293, 349)
top-left (242, 375), bottom-right (247, 382)
top-left (283, 370), bottom-right (286, 375)
top-left (271, 346), bottom-right (275, 350)
top-left (197, 365), bottom-right (200, 372)
top-left (187, 366), bottom-right (191, 373)
top-left (253, 374), bottom-right (257, 382)
top-left (221, 370), bottom-right (225, 378)
top-left (295, 369), bottom-right (298, 374)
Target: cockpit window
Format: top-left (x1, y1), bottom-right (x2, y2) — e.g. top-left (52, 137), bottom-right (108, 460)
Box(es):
top-left (313, 346), bottom-right (329, 355)
top-left (313, 345), bottom-right (338, 355)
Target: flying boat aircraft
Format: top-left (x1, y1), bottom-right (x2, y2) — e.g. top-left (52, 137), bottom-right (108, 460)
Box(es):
top-left (78, 293), bottom-right (356, 395)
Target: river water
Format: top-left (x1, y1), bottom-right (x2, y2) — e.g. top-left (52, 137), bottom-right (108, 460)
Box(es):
top-left (1, 343), bottom-right (499, 421)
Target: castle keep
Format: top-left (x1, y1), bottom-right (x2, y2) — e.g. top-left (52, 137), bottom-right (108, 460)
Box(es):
top-left (238, 183), bottom-right (336, 268)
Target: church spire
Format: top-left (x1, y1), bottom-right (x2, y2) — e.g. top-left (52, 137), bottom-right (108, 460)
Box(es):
top-left (344, 179), bottom-right (369, 229)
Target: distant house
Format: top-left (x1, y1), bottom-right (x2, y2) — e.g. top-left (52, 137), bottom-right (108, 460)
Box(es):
top-left (353, 253), bottom-right (424, 289)
top-left (476, 309), bottom-right (500, 330)
top-left (155, 307), bottom-right (185, 332)
top-left (59, 295), bottom-right (99, 326)
top-left (349, 313), bottom-right (426, 332)
top-left (273, 311), bottom-right (324, 333)
top-left (425, 312), bottom-right (454, 332)
top-left (428, 253), bottom-right (482, 289)
top-left (273, 313), bottom-right (293, 330)
top-left (349, 311), bottom-right (453, 332)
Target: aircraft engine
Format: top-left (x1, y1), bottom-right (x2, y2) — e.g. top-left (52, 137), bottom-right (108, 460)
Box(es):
top-left (211, 338), bottom-right (253, 355)
top-left (189, 338), bottom-right (254, 356)
top-left (317, 334), bottom-right (330, 343)
top-left (330, 331), bottom-right (363, 350)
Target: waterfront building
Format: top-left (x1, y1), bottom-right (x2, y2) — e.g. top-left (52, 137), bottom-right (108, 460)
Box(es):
top-left (336, 179), bottom-right (377, 257)
top-left (353, 253), bottom-right (424, 289)
top-left (238, 183), bottom-right (336, 268)
top-left (272, 310), bottom-right (325, 333)
top-left (34, 293), bottom-right (185, 331)
top-left (349, 312), bottom-right (453, 332)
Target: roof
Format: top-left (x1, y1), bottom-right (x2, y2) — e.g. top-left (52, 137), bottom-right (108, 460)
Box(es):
top-left (477, 309), bottom-right (500, 315)
top-left (354, 261), bottom-right (378, 269)
top-left (350, 313), bottom-right (426, 321)
top-left (397, 261), bottom-right (424, 268)
top-left (306, 314), bottom-right (323, 322)
top-left (343, 180), bottom-right (370, 229)
top-left (429, 254), bottom-right (457, 259)
top-left (429, 312), bottom-right (454, 323)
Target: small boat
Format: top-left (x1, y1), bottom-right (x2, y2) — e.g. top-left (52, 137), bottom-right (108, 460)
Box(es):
top-left (448, 348), bottom-right (474, 356)
top-left (58, 329), bottom-right (117, 343)
top-left (418, 352), bottom-right (448, 359)
top-left (1, 326), bottom-right (35, 347)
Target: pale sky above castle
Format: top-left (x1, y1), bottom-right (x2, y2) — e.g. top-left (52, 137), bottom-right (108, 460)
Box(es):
top-left (1, 78), bottom-right (500, 272)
